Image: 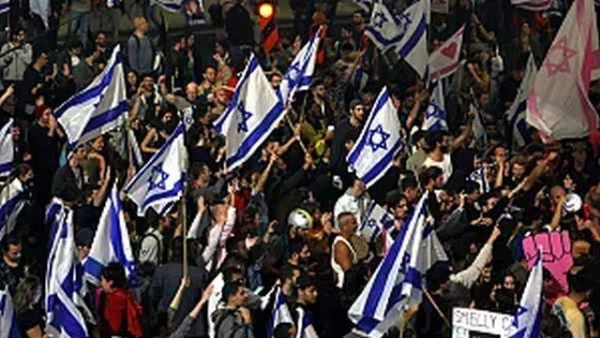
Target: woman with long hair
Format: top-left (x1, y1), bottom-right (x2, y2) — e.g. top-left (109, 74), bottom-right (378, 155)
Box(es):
top-left (13, 276), bottom-right (46, 338)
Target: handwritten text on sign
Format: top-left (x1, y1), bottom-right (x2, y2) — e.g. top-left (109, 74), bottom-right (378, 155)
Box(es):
top-left (452, 308), bottom-right (512, 338)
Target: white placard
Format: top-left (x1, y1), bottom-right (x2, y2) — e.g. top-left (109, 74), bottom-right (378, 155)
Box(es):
top-left (452, 308), bottom-right (513, 338)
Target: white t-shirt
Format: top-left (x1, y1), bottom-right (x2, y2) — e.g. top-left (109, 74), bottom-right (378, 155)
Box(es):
top-left (422, 154), bottom-right (453, 184)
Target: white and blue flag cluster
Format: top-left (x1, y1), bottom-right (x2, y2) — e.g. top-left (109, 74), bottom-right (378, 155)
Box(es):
top-left (0, 118), bottom-right (12, 177)
top-left (360, 203), bottom-right (394, 247)
top-left (365, 1), bottom-right (428, 77)
top-left (55, 46), bottom-right (128, 150)
top-left (124, 123), bottom-right (187, 216)
top-left (422, 82), bottom-right (448, 132)
top-left (84, 183), bottom-right (138, 285)
top-left (267, 287), bottom-right (293, 338)
top-left (0, 287), bottom-right (20, 338)
top-left (214, 54), bottom-right (286, 171)
top-left (0, 0), bottom-right (10, 14)
top-left (0, 178), bottom-right (27, 242)
top-left (509, 248), bottom-right (543, 338)
top-left (279, 30), bottom-right (321, 104)
top-left (45, 199), bottom-right (89, 338)
top-left (347, 87), bottom-right (403, 188)
top-left (348, 193), bottom-right (448, 337)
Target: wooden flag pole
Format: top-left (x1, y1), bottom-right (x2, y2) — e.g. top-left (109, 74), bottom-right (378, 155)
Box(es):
top-left (181, 184), bottom-right (188, 279)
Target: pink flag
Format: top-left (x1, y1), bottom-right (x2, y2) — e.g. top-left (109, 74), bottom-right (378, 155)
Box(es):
top-left (527, 0), bottom-right (599, 141)
top-left (428, 25), bottom-right (464, 81)
top-left (511, 0), bottom-right (552, 11)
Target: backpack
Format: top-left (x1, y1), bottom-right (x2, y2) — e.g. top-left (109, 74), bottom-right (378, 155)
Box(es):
top-left (213, 310), bottom-right (249, 338)
top-left (124, 291), bottom-right (145, 338)
top-left (133, 232), bottom-right (162, 272)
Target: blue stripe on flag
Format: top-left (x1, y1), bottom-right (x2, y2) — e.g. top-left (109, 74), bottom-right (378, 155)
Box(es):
top-left (360, 140), bottom-right (403, 186)
top-left (214, 58), bottom-right (259, 133)
top-left (0, 162), bottom-right (12, 176)
top-left (226, 102), bottom-right (285, 169)
top-left (346, 90), bottom-right (389, 164)
top-left (398, 17), bottom-right (426, 58)
top-left (141, 180), bottom-right (184, 211)
top-left (54, 56), bottom-right (121, 118)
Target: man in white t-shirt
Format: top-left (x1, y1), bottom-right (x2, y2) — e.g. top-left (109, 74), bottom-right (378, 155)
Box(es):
top-left (422, 131), bottom-right (453, 184)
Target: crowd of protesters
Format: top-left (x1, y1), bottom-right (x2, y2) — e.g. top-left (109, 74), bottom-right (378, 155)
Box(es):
top-left (1, 0), bottom-right (600, 337)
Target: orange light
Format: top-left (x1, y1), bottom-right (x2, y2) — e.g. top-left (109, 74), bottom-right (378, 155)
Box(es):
top-left (258, 2), bottom-right (275, 19)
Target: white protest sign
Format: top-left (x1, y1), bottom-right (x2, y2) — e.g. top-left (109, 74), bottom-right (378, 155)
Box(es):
top-left (452, 308), bottom-right (512, 338)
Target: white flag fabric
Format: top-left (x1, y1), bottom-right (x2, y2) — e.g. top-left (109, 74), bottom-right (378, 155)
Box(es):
top-left (422, 81), bottom-right (448, 132)
top-left (181, 106), bottom-right (195, 130)
top-left (268, 287), bottom-right (294, 338)
top-left (507, 55), bottom-right (537, 150)
top-left (124, 123), bottom-right (186, 216)
top-left (214, 53), bottom-right (286, 170)
top-left (360, 203), bottom-right (394, 247)
top-left (44, 199), bottom-right (89, 338)
top-left (207, 273), bottom-right (225, 338)
top-left (0, 178), bottom-right (27, 242)
top-left (348, 193), bottom-right (448, 337)
top-left (29, 0), bottom-right (49, 27)
top-left (84, 183), bottom-right (138, 285)
top-left (509, 249), bottom-right (543, 338)
top-left (527, 0), bottom-right (599, 141)
top-left (279, 30), bottom-right (321, 104)
top-left (56, 46), bottom-right (128, 150)
top-left (511, 0), bottom-right (552, 11)
top-left (0, 287), bottom-right (19, 338)
top-left (127, 129), bottom-right (144, 169)
top-left (347, 87), bottom-right (403, 188)
top-left (428, 25), bottom-right (465, 81)
top-left (153, 0), bottom-right (183, 12)
top-left (365, 1), bottom-right (428, 77)
top-left (470, 98), bottom-right (487, 146)
top-left (0, 0), bottom-right (9, 14)
top-left (0, 119), bottom-right (13, 177)
top-left (296, 307), bottom-right (319, 338)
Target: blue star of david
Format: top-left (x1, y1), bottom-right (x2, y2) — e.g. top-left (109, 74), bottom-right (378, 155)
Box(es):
top-left (148, 165), bottom-right (169, 191)
top-left (285, 64), bottom-right (301, 84)
top-left (366, 124), bottom-right (391, 152)
top-left (373, 11), bottom-right (388, 28)
top-left (393, 12), bottom-right (412, 36)
top-left (511, 305), bottom-right (528, 328)
top-left (400, 253), bottom-right (411, 274)
top-left (237, 101), bottom-right (253, 133)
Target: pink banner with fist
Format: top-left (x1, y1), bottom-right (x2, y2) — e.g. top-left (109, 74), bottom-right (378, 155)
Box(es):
top-left (522, 231), bottom-right (573, 292)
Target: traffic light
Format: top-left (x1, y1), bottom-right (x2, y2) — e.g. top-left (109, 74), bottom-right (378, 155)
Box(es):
top-left (257, 0), bottom-right (279, 53)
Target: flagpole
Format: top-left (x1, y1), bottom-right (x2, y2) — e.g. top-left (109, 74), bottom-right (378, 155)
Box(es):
top-left (422, 288), bottom-right (450, 327)
top-left (181, 178), bottom-right (188, 279)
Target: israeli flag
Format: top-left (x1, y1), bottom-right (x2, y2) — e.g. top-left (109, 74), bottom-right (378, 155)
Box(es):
top-left (0, 178), bottom-right (27, 242)
top-left (360, 203), bottom-right (394, 247)
top-left (470, 97), bottom-right (487, 146)
top-left (181, 106), bottom-right (195, 130)
top-left (347, 87), bottom-right (403, 188)
top-left (507, 56), bottom-right (537, 150)
top-left (153, 0), bottom-right (183, 12)
top-left (83, 183), bottom-right (138, 285)
top-left (348, 193), bottom-right (448, 337)
top-left (124, 123), bottom-right (187, 216)
top-left (422, 82), bottom-right (448, 132)
top-left (55, 46), bottom-right (128, 150)
top-left (214, 54), bottom-right (286, 171)
top-left (468, 167), bottom-right (490, 193)
top-left (279, 30), bottom-right (321, 104)
top-left (296, 307), bottom-right (318, 338)
top-left (365, 1), bottom-right (428, 77)
top-left (45, 199), bottom-right (89, 338)
top-left (509, 248), bottom-right (543, 338)
top-left (0, 288), bottom-right (20, 338)
top-left (0, 0), bottom-right (9, 14)
top-left (0, 119), bottom-right (12, 177)
top-left (268, 287), bottom-right (294, 338)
